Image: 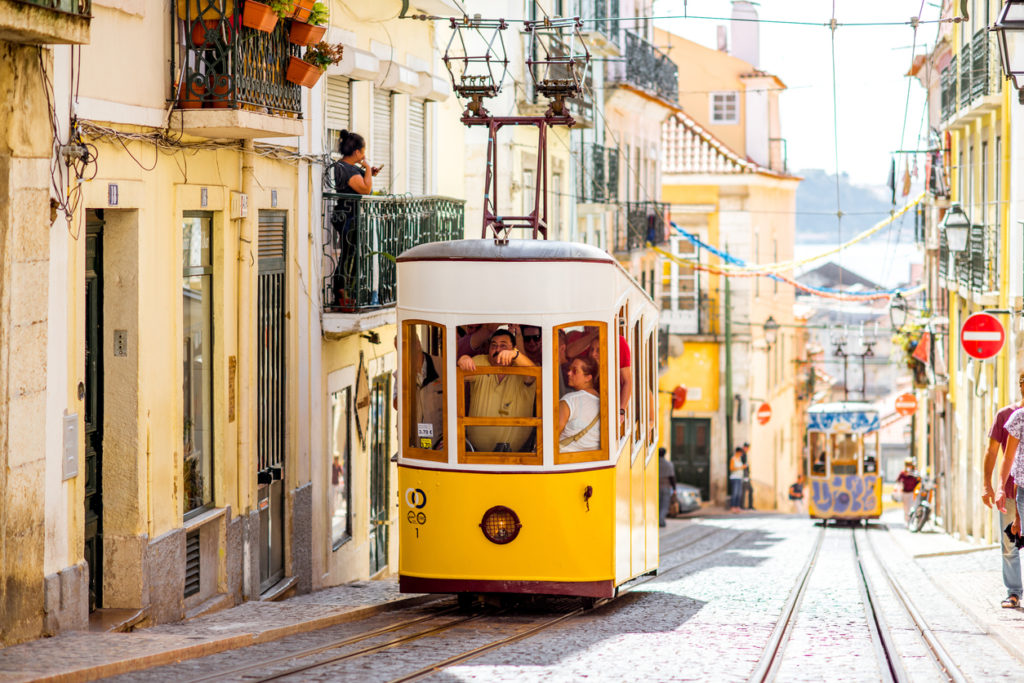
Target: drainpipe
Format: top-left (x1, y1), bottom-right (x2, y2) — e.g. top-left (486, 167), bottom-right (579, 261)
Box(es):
top-left (239, 139), bottom-right (256, 597)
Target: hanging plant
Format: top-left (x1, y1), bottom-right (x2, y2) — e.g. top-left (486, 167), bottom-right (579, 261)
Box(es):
top-left (892, 323), bottom-right (928, 387)
top-left (286, 41), bottom-right (344, 87)
top-left (288, 1), bottom-right (328, 45)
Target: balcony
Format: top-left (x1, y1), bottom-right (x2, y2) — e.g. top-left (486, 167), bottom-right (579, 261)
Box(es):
top-left (940, 223), bottom-right (997, 294)
top-left (940, 57), bottom-right (956, 121)
top-left (612, 200), bottom-right (668, 253)
top-left (1, 0), bottom-right (91, 44)
top-left (572, 0), bottom-right (620, 56)
top-left (608, 30), bottom-right (678, 104)
top-left (168, 1), bottom-right (303, 138)
top-left (942, 30), bottom-right (1003, 126)
top-left (577, 142), bottom-right (619, 203)
top-left (321, 192), bottom-right (464, 330)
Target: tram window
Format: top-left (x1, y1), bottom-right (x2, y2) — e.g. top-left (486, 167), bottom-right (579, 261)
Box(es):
top-left (616, 309), bottom-right (630, 440)
top-left (646, 331), bottom-right (656, 447)
top-left (456, 324), bottom-right (542, 463)
top-left (809, 432), bottom-right (827, 475)
top-left (554, 322), bottom-right (607, 464)
top-left (632, 320), bottom-right (642, 447)
top-left (404, 321), bottom-right (447, 462)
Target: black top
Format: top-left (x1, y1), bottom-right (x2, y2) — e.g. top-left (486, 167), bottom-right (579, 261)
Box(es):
top-left (332, 161), bottom-right (364, 193)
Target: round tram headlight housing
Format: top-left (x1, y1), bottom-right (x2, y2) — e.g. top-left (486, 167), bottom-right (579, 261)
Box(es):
top-left (479, 505), bottom-right (522, 544)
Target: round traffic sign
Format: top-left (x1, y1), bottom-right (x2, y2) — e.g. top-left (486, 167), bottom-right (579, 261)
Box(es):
top-left (960, 312), bottom-right (1005, 360)
top-left (894, 392), bottom-right (917, 416)
top-left (756, 402), bottom-right (772, 425)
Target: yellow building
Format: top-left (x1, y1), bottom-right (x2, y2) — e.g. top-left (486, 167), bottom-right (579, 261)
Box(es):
top-left (657, 16), bottom-right (800, 509)
top-left (0, 0), bottom-right (465, 644)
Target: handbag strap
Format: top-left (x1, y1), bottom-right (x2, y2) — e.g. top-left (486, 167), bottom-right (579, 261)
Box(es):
top-left (560, 413), bottom-right (600, 447)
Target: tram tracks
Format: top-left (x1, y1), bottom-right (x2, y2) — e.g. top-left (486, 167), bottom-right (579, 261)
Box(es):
top-left (177, 522), bottom-right (747, 682)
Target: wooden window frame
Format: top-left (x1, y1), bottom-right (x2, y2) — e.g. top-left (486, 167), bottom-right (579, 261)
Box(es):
top-left (645, 330), bottom-right (656, 450)
top-left (457, 365), bottom-right (543, 465)
top-left (402, 320), bottom-right (448, 463)
top-left (632, 319), bottom-right (643, 451)
top-left (552, 322), bottom-right (608, 465)
top-left (616, 305), bottom-right (628, 443)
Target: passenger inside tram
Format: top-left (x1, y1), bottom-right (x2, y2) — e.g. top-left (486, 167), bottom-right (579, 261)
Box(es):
top-left (458, 327), bottom-right (538, 453)
top-left (517, 324), bottom-right (543, 365)
top-left (832, 434), bottom-right (859, 474)
top-left (408, 324), bottom-right (444, 449)
top-left (558, 356), bottom-right (601, 452)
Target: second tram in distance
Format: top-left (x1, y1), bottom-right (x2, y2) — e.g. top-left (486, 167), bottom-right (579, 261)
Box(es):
top-left (805, 402), bottom-right (883, 522)
top-left (395, 239), bottom-right (660, 600)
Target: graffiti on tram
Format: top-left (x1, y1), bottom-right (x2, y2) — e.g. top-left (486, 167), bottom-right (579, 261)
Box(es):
top-left (811, 475), bottom-right (880, 515)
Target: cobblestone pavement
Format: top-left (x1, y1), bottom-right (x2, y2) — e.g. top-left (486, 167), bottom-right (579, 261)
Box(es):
top-left (8, 511), bottom-right (1024, 682)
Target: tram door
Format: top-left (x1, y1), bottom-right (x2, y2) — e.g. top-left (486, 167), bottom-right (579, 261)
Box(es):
top-left (670, 417), bottom-right (711, 501)
top-left (368, 374), bottom-right (391, 575)
top-left (84, 212), bottom-right (104, 611)
top-left (257, 211), bottom-right (286, 592)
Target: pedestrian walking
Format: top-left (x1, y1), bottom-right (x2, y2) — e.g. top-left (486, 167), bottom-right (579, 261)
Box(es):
top-left (729, 447), bottom-right (745, 513)
top-left (789, 474), bottom-right (807, 515)
top-left (741, 442), bottom-right (754, 510)
top-left (658, 447), bottom-right (676, 527)
top-left (989, 371), bottom-right (1024, 607)
top-left (896, 459), bottom-right (920, 524)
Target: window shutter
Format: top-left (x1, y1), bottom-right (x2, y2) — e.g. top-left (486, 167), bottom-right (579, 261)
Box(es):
top-left (325, 77), bottom-right (350, 153)
top-left (372, 90), bottom-right (393, 191)
top-left (408, 99), bottom-right (426, 196)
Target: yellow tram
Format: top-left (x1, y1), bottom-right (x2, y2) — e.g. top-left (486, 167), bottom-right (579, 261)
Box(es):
top-left (806, 402), bottom-right (883, 522)
top-left (395, 240), bottom-right (660, 599)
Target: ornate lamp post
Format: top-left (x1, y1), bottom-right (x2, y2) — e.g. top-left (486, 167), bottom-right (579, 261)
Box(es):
top-left (991, 0), bottom-right (1024, 104)
top-left (763, 315), bottom-right (779, 349)
top-left (941, 203), bottom-right (971, 252)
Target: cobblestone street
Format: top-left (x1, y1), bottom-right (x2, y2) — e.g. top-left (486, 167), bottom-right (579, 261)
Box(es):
top-left (5, 509), bottom-right (1024, 682)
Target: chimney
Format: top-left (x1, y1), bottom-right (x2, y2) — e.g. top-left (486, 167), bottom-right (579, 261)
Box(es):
top-left (730, 1), bottom-right (759, 68)
top-left (717, 25), bottom-right (728, 52)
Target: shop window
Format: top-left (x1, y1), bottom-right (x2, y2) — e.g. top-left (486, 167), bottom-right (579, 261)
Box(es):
top-left (404, 321), bottom-right (447, 463)
top-left (182, 212), bottom-right (213, 517)
top-left (329, 385), bottom-right (352, 548)
top-left (554, 322), bottom-right (607, 464)
top-left (456, 324), bottom-right (542, 464)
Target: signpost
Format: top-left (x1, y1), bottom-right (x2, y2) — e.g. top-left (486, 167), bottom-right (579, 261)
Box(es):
top-left (959, 312), bottom-right (1005, 360)
top-left (895, 393), bottom-right (918, 416)
top-left (756, 402), bottom-right (772, 425)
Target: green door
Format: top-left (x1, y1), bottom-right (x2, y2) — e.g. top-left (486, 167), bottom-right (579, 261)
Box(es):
top-left (670, 417), bottom-right (711, 501)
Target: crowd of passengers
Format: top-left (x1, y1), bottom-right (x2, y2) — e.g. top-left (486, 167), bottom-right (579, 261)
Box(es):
top-left (409, 324), bottom-right (632, 454)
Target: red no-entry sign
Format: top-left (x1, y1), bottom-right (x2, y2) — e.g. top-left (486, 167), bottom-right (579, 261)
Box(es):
top-left (960, 312), bottom-right (1005, 360)
top-left (895, 393), bottom-right (918, 416)
top-left (756, 402), bottom-right (772, 425)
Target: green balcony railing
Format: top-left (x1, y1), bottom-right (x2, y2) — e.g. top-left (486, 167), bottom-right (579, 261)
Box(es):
top-left (940, 57), bottom-right (956, 120)
top-left (612, 201), bottom-right (668, 253)
top-left (171, 0), bottom-right (301, 114)
top-left (578, 142), bottom-right (619, 203)
top-left (322, 192), bottom-right (465, 312)
top-left (573, 0), bottom-right (621, 49)
top-left (12, 0), bottom-right (90, 15)
top-left (609, 30), bottom-right (678, 104)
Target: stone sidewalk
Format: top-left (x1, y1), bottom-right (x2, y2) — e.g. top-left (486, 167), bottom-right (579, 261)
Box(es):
top-left (0, 579), bottom-right (439, 682)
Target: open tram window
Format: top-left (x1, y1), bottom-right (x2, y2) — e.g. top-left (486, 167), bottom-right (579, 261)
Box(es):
top-left (809, 432), bottom-right (827, 475)
top-left (403, 321), bottom-right (447, 463)
top-left (456, 324), bottom-right (543, 464)
top-left (645, 331), bottom-right (656, 448)
top-left (632, 320), bottom-right (642, 448)
top-left (554, 322), bottom-right (607, 464)
top-left (616, 306), bottom-right (630, 441)
top-left (831, 433), bottom-right (860, 475)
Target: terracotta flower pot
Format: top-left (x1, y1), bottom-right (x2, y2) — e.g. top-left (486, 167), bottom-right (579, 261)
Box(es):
top-left (292, 0), bottom-right (315, 22)
top-left (190, 19), bottom-right (222, 47)
top-left (286, 56), bottom-right (324, 87)
top-left (178, 83), bottom-right (206, 109)
top-left (242, 0), bottom-right (278, 32)
top-left (288, 20), bottom-right (326, 46)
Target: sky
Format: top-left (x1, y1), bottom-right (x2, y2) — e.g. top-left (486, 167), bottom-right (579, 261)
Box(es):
top-left (653, 0), bottom-right (943, 186)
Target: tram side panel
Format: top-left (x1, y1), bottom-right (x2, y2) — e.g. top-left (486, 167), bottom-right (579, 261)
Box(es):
top-left (614, 450), bottom-right (632, 584)
top-left (644, 449), bottom-right (659, 572)
top-left (807, 474), bottom-right (882, 520)
top-left (398, 466), bottom-right (617, 596)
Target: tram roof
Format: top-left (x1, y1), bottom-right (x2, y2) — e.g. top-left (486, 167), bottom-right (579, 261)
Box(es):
top-left (806, 402), bottom-right (878, 415)
top-left (397, 239), bottom-right (618, 264)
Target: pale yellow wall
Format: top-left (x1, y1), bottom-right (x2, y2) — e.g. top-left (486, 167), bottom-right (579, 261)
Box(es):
top-left (78, 3), bottom-right (168, 108)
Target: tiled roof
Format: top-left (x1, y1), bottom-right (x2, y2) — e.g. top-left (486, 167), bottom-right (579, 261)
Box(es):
top-left (662, 110), bottom-right (772, 175)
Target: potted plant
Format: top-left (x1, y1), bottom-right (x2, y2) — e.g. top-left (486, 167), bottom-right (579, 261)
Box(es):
top-left (289, 1), bottom-right (328, 45)
top-left (241, 0), bottom-right (295, 32)
top-left (292, 0), bottom-right (315, 22)
top-left (286, 41), bottom-right (344, 87)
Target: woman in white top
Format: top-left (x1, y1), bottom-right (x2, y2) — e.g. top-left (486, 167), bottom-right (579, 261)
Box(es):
top-left (995, 407), bottom-right (1024, 525)
top-left (558, 356), bottom-right (600, 452)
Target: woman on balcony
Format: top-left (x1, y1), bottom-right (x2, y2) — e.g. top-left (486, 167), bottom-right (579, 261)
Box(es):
top-left (333, 130), bottom-right (381, 195)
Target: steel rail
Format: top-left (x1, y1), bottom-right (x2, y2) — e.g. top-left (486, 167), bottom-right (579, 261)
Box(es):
top-left (851, 529), bottom-right (903, 683)
top-left (861, 525), bottom-right (968, 683)
top-left (748, 523), bottom-right (828, 683)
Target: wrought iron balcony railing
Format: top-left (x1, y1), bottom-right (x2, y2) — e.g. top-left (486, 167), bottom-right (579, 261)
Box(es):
top-left (958, 41), bottom-right (972, 109)
top-left (322, 192), bottom-right (465, 313)
top-left (572, 0), bottom-right (621, 49)
top-left (942, 222), bottom-right (997, 293)
top-left (13, 0), bottom-right (90, 14)
top-left (940, 58), bottom-right (956, 120)
top-left (612, 201), bottom-right (668, 253)
top-left (578, 142), bottom-right (619, 203)
top-left (938, 229), bottom-right (948, 279)
top-left (608, 30), bottom-right (678, 104)
top-left (171, 1), bottom-right (301, 114)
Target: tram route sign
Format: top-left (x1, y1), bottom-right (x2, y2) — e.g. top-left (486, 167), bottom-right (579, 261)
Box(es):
top-left (894, 393), bottom-right (918, 417)
top-left (959, 312), bottom-right (1005, 360)
top-left (756, 402), bottom-right (772, 425)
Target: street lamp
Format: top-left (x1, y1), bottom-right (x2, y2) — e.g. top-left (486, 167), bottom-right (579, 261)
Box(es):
top-left (991, 0), bottom-right (1024, 104)
top-left (889, 292), bottom-right (908, 332)
top-left (763, 315), bottom-right (779, 349)
top-left (941, 203), bottom-right (971, 252)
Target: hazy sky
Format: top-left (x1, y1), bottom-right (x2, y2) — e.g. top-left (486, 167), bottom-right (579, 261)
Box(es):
top-left (654, 0), bottom-right (942, 186)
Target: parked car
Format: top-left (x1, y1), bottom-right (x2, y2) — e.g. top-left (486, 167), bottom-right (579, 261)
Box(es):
top-left (670, 482), bottom-right (702, 516)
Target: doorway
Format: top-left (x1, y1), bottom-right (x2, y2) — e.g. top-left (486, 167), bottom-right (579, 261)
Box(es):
top-left (368, 373), bottom-right (391, 575)
top-left (670, 417), bottom-right (711, 502)
top-left (84, 211), bottom-right (104, 611)
top-left (257, 211), bottom-right (287, 592)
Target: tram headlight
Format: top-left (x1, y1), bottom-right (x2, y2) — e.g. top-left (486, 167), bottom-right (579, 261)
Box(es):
top-left (479, 505), bottom-right (522, 544)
